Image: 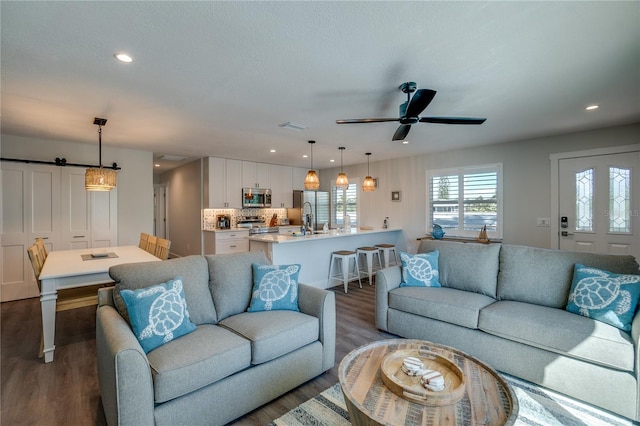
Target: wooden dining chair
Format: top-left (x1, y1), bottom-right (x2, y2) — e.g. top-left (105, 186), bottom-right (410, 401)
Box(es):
top-left (154, 238), bottom-right (171, 260)
top-left (139, 232), bottom-right (150, 250)
top-left (145, 235), bottom-right (158, 255)
top-left (27, 244), bottom-right (104, 358)
top-left (35, 237), bottom-right (48, 261)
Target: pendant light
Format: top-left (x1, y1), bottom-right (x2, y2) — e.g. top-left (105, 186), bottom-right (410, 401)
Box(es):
top-left (85, 117), bottom-right (117, 191)
top-left (304, 140), bottom-right (320, 190)
top-left (362, 152), bottom-right (375, 192)
top-left (335, 146), bottom-right (349, 190)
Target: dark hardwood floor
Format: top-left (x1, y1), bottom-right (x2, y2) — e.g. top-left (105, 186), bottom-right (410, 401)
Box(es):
top-left (1, 281), bottom-right (396, 425)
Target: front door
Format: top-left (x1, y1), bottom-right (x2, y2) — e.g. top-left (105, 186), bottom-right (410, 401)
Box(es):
top-left (558, 151), bottom-right (639, 258)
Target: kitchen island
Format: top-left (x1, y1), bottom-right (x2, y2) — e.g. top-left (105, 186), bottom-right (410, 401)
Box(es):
top-left (248, 228), bottom-right (402, 289)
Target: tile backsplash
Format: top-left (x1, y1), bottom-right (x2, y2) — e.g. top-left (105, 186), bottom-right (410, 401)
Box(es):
top-left (202, 208), bottom-right (288, 230)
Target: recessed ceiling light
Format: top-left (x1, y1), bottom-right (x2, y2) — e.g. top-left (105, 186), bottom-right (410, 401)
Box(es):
top-left (402, 140), bottom-right (410, 144)
top-left (585, 105), bottom-right (599, 111)
top-left (270, 149), bottom-right (276, 153)
top-left (330, 159), bottom-right (335, 163)
top-left (302, 154), bottom-right (308, 158)
top-left (155, 164), bottom-right (160, 167)
top-left (114, 53), bottom-right (134, 63)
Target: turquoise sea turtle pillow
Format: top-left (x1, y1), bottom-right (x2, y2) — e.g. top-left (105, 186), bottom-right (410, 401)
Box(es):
top-left (120, 277), bottom-right (196, 353)
top-left (248, 263), bottom-right (301, 312)
top-left (399, 251), bottom-right (442, 287)
top-left (566, 264), bottom-right (640, 332)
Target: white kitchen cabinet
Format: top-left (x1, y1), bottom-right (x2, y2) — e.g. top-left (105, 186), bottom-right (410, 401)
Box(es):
top-left (203, 229), bottom-right (249, 254)
top-left (242, 161), bottom-right (271, 189)
top-left (205, 157), bottom-right (242, 209)
top-left (225, 159), bottom-right (242, 209)
top-left (205, 157), bottom-right (226, 208)
top-left (293, 167), bottom-right (310, 191)
top-left (270, 164), bottom-right (293, 208)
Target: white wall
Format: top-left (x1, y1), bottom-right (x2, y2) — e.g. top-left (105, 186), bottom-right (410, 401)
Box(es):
top-left (1, 134), bottom-right (154, 245)
top-left (319, 123), bottom-right (640, 253)
top-left (158, 159), bottom-right (203, 257)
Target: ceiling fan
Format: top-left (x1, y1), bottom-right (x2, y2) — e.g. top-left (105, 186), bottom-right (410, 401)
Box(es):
top-left (336, 82), bottom-right (486, 141)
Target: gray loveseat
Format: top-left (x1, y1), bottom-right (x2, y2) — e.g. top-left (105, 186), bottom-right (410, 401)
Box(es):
top-left (376, 240), bottom-right (640, 420)
top-left (96, 251), bottom-right (336, 426)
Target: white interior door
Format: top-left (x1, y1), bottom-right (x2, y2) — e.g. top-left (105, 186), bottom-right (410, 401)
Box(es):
top-left (61, 168), bottom-right (91, 249)
top-left (91, 187), bottom-right (118, 248)
top-left (1, 163), bottom-right (60, 301)
top-left (154, 184), bottom-right (167, 239)
top-left (558, 152), bottom-right (639, 258)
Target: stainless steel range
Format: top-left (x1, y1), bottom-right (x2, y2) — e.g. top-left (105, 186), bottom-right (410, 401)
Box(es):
top-left (236, 216), bottom-right (280, 234)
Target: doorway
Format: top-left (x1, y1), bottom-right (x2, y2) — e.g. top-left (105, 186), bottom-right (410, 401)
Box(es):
top-left (551, 145), bottom-right (639, 259)
top-left (154, 184), bottom-right (168, 239)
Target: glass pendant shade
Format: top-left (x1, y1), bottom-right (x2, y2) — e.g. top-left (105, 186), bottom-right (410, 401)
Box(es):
top-left (86, 118), bottom-right (117, 191)
top-left (304, 140), bottom-right (320, 190)
top-left (362, 152), bottom-right (375, 192)
top-left (336, 146), bottom-right (349, 190)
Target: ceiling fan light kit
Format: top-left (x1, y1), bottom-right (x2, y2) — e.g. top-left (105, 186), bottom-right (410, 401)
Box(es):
top-left (336, 81), bottom-right (487, 141)
top-left (362, 152), bottom-right (375, 192)
top-left (304, 140), bottom-right (320, 190)
top-left (336, 146), bottom-right (349, 190)
top-left (85, 117), bottom-right (117, 191)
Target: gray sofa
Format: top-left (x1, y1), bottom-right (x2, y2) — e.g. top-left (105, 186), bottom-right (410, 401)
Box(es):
top-left (96, 251), bottom-right (336, 426)
top-left (376, 240), bottom-right (640, 420)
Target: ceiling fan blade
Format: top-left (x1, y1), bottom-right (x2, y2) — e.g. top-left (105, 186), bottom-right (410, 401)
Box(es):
top-left (336, 118), bottom-right (399, 124)
top-left (405, 89), bottom-right (436, 117)
top-left (419, 117), bottom-right (487, 125)
top-left (392, 124), bottom-right (411, 141)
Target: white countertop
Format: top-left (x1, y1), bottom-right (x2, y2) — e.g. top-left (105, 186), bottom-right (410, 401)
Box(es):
top-left (247, 228), bottom-right (400, 244)
top-left (203, 228), bottom-right (250, 233)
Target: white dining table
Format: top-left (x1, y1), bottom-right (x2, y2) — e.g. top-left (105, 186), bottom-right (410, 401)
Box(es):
top-left (38, 245), bottom-right (160, 363)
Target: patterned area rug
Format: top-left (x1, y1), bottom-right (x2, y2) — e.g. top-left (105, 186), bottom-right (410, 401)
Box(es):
top-left (270, 375), bottom-right (633, 426)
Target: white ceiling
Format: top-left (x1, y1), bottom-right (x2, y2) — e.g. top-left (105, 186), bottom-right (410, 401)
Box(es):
top-left (2, 1), bottom-right (639, 172)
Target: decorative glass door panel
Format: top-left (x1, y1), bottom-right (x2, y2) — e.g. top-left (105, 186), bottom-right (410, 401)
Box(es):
top-left (559, 152), bottom-right (638, 257)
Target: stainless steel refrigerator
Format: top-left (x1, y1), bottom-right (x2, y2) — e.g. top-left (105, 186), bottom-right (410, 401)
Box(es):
top-left (287, 190), bottom-right (330, 231)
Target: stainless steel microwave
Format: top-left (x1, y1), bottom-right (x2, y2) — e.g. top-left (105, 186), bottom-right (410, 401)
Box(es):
top-left (242, 188), bottom-right (271, 208)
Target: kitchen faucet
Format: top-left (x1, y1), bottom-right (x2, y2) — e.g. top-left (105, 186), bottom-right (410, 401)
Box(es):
top-left (302, 201), bottom-right (313, 233)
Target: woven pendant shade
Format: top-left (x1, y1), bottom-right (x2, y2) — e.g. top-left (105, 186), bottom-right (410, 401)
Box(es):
top-left (362, 152), bottom-right (375, 192)
top-left (362, 176), bottom-right (375, 192)
top-left (85, 117), bottom-right (117, 191)
top-left (304, 170), bottom-right (320, 190)
top-left (85, 166), bottom-right (117, 191)
top-left (335, 146), bottom-right (349, 190)
top-left (336, 172), bottom-right (349, 190)
top-left (303, 140), bottom-right (320, 190)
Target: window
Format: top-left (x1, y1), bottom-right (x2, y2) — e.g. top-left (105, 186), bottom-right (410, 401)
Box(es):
top-left (332, 181), bottom-right (358, 227)
top-left (609, 166), bottom-right (631, 233)
top-left (427, 164), bottom-right (502, 238)
top-left (575, 168), bottom-right (594, 232)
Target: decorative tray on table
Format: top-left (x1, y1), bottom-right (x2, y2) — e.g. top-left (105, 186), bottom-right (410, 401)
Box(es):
top-left (380, 348), bottom-right (466, 406)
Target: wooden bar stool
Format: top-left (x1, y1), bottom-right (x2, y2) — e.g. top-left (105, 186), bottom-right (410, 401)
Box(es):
top-left (376, 243), bottom-right (399, 268)
top-left (356, 246), bottom-right (382, 285)
top-left (328, 250), bottom-right (361, 293)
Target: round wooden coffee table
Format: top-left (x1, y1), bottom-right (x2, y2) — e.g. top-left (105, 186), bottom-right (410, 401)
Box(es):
top-left (338, 339), bottom-right (518, 425)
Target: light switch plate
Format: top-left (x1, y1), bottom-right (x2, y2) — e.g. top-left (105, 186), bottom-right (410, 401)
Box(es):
top-left (536, 217), bottom-right (551, 227)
